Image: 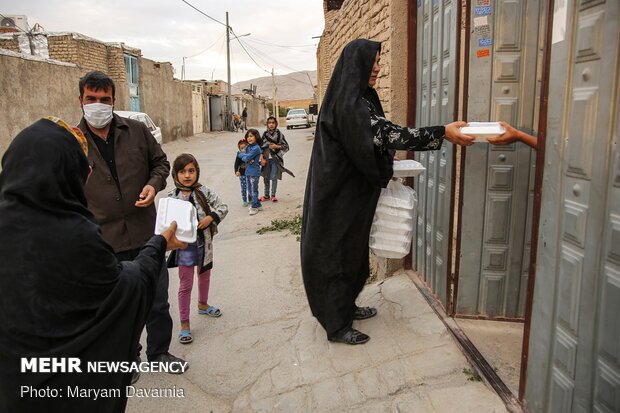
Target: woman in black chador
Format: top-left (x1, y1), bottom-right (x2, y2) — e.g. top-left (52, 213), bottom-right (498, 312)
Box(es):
top-left (0, 118), bottom-right (184, 412)
top-left (301, 39), bottom-right (474, 345)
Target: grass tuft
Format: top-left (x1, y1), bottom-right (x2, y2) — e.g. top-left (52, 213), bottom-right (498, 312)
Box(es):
top-left (257, 215), bottom-right (302, 241)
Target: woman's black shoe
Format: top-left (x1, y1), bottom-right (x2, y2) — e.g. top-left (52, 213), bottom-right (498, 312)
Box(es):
top-left (329, 327), bottom-right (370, 345)
top-left (353, 306), bottom-right (377, 320)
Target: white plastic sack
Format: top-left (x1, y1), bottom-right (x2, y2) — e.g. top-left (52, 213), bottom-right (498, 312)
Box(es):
top-left (370, 180), bottom-right (417, 259)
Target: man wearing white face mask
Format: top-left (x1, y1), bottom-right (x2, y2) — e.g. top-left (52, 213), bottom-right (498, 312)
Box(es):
top-left (77, 71), bottom-right (187, 380)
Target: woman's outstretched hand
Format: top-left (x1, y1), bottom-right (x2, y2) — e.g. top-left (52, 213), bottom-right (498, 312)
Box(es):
top-left (161, 221), bottom-right (188, 251)
top-left (444, 121), bottom-right (475, 146)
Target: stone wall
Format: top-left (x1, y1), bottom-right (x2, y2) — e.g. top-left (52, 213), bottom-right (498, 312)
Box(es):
top-left (139, 59), bottom-right (193, 143)
top-left (316, 0), bottom-right (410, 123)
top-left (0, 50), bottom-right (83, 157)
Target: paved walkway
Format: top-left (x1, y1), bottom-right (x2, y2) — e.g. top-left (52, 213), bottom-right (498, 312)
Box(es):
top-left (126, 128), bottom-right (507, 412)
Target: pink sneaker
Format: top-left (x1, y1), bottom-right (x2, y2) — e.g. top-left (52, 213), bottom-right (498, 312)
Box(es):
top-left (271, 197), bottom-right (278, 202)
top-left (259, 195), bottom-right (270, 202)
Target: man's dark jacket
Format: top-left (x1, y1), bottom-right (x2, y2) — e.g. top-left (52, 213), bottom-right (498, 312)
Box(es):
top-left (79, 114), bottom-right (170, 253)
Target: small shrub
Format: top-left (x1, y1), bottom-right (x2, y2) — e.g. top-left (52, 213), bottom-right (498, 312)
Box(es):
top-left (463, 367), bottom-right (482, 382)
top-left (257, 215), bottom-right (302, 241)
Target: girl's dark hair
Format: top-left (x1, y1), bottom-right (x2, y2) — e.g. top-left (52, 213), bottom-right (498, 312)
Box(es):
top-left (245, 128), bottom-right (263, 146)
top-left (266, 116), bottom-right (278, 126)
top-left (173, 153), bottom-right (199, 176)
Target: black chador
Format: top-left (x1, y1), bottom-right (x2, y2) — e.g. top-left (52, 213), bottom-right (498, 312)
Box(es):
top-left (0, 119), bottom-right (166, 412)
top-left (301, 39), bottom-right (445, 344)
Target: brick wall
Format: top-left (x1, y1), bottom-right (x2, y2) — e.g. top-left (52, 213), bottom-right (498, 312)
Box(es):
top-left (46, 34), bottom-right (133, 109)
top-left (316, 0), bottom-right (411, 277)
top-left (316, 0), bottom-right (409, 123)
top-left (48, 34), bottom-right (108, 72)
top-left (0, 36), bottom-right (19, 53)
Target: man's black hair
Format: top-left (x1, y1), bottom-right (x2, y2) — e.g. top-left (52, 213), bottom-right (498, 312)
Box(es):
top-left (79, 71), bottom-right (116, 99)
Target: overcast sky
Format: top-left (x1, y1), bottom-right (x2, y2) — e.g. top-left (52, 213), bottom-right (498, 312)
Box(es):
top-left (1, 0), bottom-right (324, 82)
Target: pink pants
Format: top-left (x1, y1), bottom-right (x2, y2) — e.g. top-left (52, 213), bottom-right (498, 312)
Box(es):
top-left (178, 266), bottom-right (211, 323)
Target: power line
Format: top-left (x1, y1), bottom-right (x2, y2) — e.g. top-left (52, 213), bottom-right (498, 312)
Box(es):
top-left (239, 37), bottom-right (309, 74)
top-left (245, 37), bottom-right (316, 55)
top-left (180, 0), bottom-right (227, 27)
top-left (185, 33), bottom-right (225, 58)
top-left (237, 37), bottom-right (314, 87)
top-left (230, 29), bottom-right (270, 75)
top-left (245, 37), bottom-right (317, 49)
top-left (210, 35), bottom-right (227, 80)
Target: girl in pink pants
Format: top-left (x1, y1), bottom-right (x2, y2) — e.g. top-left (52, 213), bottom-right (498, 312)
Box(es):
top-left (166, 153), bottom-right (228, 344)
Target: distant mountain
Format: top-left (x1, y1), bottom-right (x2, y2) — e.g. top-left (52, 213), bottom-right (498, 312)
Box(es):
top-left (232, 70), bottom-right (316, 101)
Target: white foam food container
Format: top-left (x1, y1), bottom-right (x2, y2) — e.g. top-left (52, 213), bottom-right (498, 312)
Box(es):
top-left (459, 122), bottom-right (506, 142)
top-left (155, 198), bottom-right (197, 243)
top-left (392, 159), bottom-right (426, 178)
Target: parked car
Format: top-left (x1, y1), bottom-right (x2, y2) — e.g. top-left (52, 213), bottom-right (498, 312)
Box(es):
top-left (115, 111), bottom-right (163, 144)
top-left (285, 108), bottom-right (311, 129)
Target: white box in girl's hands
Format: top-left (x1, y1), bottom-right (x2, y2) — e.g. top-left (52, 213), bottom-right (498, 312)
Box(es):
top-left (459, 122), bottom-right (506, 142)
top-left (155, 198), bottom-right (197, 243)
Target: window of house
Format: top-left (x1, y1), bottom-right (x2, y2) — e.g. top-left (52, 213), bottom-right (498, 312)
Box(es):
top-left (326, 0), bottom-right (344, 11)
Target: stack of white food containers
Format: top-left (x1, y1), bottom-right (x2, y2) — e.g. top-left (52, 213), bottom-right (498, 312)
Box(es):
top-left (369, 160), bottom-right (425, 259)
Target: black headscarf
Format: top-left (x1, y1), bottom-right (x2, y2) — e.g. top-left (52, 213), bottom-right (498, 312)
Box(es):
top-left (301, 39), bottom-right (389, 338)
top-left (0, 119), bottom-right (164, 412)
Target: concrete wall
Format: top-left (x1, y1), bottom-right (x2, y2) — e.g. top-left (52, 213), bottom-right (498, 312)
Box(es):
top-left (232, 95), bottom-right (268, 128)
top-left (316, 0), bottom-right (410, 123)
top-left (139, 59), bottom-right (192, 143)
top-left (0, 50), bottom-right (83, 157)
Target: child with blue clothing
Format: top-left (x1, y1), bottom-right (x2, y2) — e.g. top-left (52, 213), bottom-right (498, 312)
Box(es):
top-left (237, 129), bottom-right (263, 215)
top-left (234, 139), bottom-right (251, 206)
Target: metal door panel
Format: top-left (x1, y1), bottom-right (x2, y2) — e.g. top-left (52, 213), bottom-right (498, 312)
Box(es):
top-left (413, 0), bottom-right (456, 308)
top-left (525, 0), bottom-right (620, 411)
top-left (209, 96), bottom-right (223, 131)
top-left (457, 0), bottom-right (540, 318)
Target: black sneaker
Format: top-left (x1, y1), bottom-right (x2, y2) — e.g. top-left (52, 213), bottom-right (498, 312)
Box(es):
top-left (150, 352), bottom-right (188, 374)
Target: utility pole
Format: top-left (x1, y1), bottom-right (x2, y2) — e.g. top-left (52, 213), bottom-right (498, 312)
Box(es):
top-left (271, 68), bottom-right (279, 119)
top-left (225, 12), bottom-right (232, 131)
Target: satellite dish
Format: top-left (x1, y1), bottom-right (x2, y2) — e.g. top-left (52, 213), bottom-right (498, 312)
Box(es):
top-left (1, 17), bottom-right (16, 28)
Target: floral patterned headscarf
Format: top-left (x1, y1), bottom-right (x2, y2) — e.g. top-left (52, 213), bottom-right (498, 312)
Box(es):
top-left (45, 116), bottom-right (89, 157)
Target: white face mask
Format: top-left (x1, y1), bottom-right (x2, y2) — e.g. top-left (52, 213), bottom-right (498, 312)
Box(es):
top-left (83, 103), bottom-right (113, 129)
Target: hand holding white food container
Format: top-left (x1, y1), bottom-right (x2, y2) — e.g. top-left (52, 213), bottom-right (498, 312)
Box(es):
top-left (459, 122), bottom-right (506, 142)
top-left (155, 198), bottom-right (197, 243)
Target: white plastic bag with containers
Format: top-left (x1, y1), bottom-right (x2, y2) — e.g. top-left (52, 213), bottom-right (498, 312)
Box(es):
top-left (369, 160), bottom-right (425, 259)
